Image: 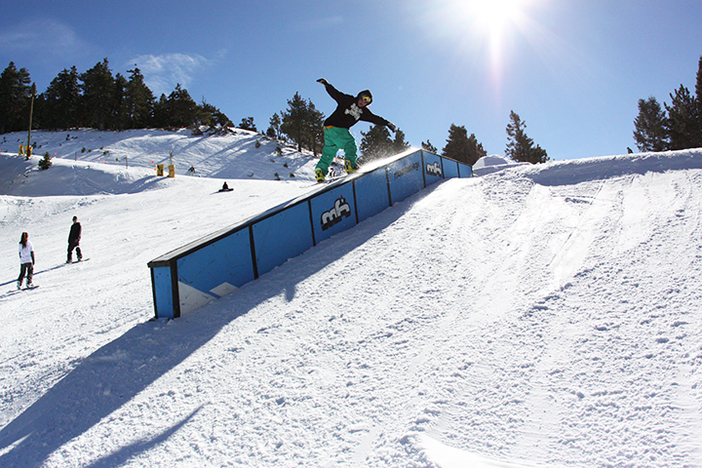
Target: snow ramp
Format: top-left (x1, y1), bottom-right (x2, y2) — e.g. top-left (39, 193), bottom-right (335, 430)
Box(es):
top-left (147, 149), bottom-right (472, 318)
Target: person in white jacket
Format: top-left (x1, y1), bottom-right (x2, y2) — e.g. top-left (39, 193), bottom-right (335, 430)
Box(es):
top-left (18, 232), bottom-right (35, 289)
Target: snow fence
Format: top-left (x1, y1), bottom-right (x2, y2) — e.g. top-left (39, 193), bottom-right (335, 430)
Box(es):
top-left (147, 149), bottom-right (472, 318)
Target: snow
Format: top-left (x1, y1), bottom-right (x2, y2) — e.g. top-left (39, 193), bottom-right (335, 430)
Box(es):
top-left (472, 154), bottom-right (527, 177)
top-left (1, 130), bottom-right (702, 467)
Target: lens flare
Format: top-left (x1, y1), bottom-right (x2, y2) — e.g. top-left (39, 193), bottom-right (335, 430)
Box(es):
top-left (412, 0), bottom-right (544, 94)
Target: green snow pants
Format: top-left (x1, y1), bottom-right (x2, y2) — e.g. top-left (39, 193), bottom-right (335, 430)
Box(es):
top-left (316, 126), bottom-right (357, 175)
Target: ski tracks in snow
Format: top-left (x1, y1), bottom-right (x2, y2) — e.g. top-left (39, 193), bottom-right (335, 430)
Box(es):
top-left (407, 169), bottom-right (702, 467)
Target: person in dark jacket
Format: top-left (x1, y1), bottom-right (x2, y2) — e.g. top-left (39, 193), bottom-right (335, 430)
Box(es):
top-left (315, 78), bottom-right (396, 182)
top-left (67, 216), bottom-right (83, 263)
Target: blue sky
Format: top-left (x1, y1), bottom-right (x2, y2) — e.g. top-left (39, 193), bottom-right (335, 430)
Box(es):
top-left (1, 0), bottom-right (701, 160)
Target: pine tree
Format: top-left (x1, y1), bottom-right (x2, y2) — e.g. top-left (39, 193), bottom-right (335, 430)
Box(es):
top-left (392, 128), bottom-right (410, 154)
top-left (166, 83), bottom-right (198, 128)
top-left (307, 100), bottom-right (325, 156)
top-left (80, 58), bottom-right (115, 130)
top-left (125, 66), bottom-right (155, 129)
top-left (360, 125), bottom-right (394, 162)
top-left (0, 62), bottom-right (32, 133)
top-left (280, 92), bottom-right (324, 154)
top-left (280, 93), bottom-right (308, 152)
top-left (153, 94), bottom-right (169, 128)
top-left (442, 124), bottom-right (487, 165)
top-left (112, 73), bottom-right (128, 130)
top-left (199, 102), bottom-right (231, 129)
top-left (665, 85), bottom-right (701, 150)
top-left (633, 97), bottom-right (669, 152)
top-left (505, 111), bottom-right (549, 164)
top-left (42, 66), bottom-right (80, 129)
top-left (239, 116), bottom-right (257, 131)
top-left (268, 113), bottom-right (282, 139)
top-left (38, 152), bottom-right (52, 170)
top-left (421, 140), bottom-right (438, 153)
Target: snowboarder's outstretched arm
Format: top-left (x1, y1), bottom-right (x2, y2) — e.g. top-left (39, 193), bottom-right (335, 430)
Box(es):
top-left (360, 110), bottom-right (397, 133)
top-left (317, 78), bottom-right (352, 104)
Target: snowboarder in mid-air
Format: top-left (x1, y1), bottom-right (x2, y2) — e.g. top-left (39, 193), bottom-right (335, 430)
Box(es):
top-left (315, 78), bottom-right (396, 183)
top-left (67, 216), bottom-right (83, 263)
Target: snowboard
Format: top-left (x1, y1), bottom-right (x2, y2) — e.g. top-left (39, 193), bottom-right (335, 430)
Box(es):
top-left (310, 172), bottom-right (355, 187)
top-left (66, 258), bottom-right (90, 264)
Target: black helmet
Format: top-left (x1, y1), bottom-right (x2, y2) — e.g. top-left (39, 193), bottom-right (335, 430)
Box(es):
top-left (357, 90), bottom-right (373, 105)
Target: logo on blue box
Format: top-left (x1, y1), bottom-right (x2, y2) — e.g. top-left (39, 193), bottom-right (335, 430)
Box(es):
top-left (321, 197), bottom-right (351, 231)
top-left (426, 162), bottom-right (442, 177)
top-left (393, 162), bottom-right (420, 179)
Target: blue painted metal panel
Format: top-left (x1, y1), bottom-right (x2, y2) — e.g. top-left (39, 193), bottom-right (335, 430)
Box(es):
top-left (423, 152), bottom-right (444, 185)
top-left (458, 163), bottom-right (473, 178)
top-left (388, 152), bottom-right (424, 204)
top-left (354, 167), bottom-right (390, 223)
top-left (152, 266), bottom-right (174, 319)
top-left (310, 183), bottom-right (357, 244)
top-left (252, 202), bottom-right (314, 276)
top-left (177, 228), bottom-right (254, 298)
top-left (443, 158), bottom-right (460, 179)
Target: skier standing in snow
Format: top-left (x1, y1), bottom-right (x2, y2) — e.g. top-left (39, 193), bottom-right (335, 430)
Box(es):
top-left (315, 78), bottom-right (396, 182)
top-left (67, 216), bottom-right (83, 263)
top-left (17, 232), bottom-right (35, 289)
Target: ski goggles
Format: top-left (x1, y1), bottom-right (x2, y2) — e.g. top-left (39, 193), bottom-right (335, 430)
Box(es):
top-left (359, 95), bottom-right (371, 104)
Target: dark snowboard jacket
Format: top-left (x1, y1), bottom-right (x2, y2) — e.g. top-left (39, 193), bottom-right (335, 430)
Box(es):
top-left (68, 223), bottom-right (82, 245)
top-left (322, 83), bottom-right (391, 130)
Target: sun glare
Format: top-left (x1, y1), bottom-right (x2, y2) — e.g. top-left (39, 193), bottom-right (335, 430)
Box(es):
top-left (464, 0), bottom-right (526, 32)
top-left (427, 0), bottom-right (540, 83)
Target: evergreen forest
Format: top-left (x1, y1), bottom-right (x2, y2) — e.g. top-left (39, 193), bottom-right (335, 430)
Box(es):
top-left (633, 57), bottom-right (702, 152)
top-left (0, 59), bottom-right (232, 135)
top-left (1, 57), bottom-right (557, 166)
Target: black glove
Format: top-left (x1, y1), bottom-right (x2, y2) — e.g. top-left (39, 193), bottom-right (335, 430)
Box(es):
top-left (387, 122), bottom-right (397, 133)
top-left (317, 78), bottom-right (329, 86)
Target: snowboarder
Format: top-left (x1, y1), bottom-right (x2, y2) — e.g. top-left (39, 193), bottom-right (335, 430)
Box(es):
top-left (67, 216), bottom-right (83, 263)
top-left (315, 78), bottom-right (396, 182)
top-left (17, 232), bottom-right (35, 289)
top-left (218, 182), bottom-right (232, 192)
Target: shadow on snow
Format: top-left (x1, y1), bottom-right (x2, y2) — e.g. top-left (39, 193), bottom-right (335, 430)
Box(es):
top-left (0, 184), bottom-right (437, 467)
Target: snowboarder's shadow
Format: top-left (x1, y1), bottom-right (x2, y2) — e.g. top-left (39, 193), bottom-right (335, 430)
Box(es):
top-left (0, 263), bottom-right (81, 290)
top-left (0, 319), bottom-right (219, 467)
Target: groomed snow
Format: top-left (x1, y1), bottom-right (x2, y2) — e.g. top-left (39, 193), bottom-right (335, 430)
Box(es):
top-left (1, 130), bottom-right (701, 467)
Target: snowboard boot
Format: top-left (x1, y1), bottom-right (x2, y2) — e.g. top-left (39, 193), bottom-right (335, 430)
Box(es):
top-left (344, 160), bottom-right (359, 174)
top-left (315, 168), bottom-right (325, 183)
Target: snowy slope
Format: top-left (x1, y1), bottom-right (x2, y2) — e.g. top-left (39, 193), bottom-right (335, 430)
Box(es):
top-left (1, 133), bottom-right (701, 467)
top-left (0, 128), bottom-right (318, 192)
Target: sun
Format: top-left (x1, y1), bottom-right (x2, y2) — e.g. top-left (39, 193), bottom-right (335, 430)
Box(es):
top-left (463, 0), bottom-right (526, 31)
top-left (423, 0), bottom-right (539, 78)
top-left (412, 0), bottom-right (544, 85)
